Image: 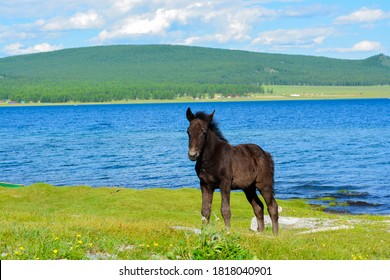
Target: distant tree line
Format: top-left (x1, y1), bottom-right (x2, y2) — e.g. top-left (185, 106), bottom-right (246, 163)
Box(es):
top-left (0, 80), bottom-right (264, 103)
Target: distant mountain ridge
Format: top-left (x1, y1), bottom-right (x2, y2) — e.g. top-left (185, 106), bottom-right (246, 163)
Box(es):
top-left (0, 45), bottom-right (389, 102)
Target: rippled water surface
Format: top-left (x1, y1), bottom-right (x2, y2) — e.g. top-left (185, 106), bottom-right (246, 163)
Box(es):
top-left (1, 99), bottom-right (389, 214)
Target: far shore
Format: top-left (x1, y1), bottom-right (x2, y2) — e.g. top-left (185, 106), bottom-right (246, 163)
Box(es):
top-left (1, 85), bottom-right (389, 107)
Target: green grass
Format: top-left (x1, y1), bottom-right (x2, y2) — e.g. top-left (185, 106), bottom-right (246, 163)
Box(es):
top-left (260, 85), bottom-right (390, 99)
top-left (0, 183), bottom-right (389, 260)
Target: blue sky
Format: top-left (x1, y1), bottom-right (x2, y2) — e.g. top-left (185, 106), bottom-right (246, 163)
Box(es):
top-left (0, 0), bottom-right (389, 58)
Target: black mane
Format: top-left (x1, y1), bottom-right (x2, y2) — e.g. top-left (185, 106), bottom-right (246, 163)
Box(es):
top-left (194, 111), bottom-right (228, 142)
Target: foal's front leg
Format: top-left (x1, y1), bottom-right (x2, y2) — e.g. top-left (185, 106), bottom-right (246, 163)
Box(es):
top-left (220, 183), bottom-right (231, 230)
top-left (201, 184), bottom-right (214, 224)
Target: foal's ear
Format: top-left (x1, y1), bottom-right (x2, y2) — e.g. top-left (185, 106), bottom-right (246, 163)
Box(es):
top-left (207, 110), bottom-right (215, 123)
top-left (186, 107), bottom-right (195, 122)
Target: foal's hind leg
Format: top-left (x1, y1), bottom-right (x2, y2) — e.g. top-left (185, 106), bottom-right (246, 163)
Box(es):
top-left (244, 186), bottom-right (265, 232)
top-left (257, 183), bottom-right (279, 235)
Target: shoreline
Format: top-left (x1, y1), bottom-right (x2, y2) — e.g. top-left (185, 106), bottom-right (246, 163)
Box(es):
top-left (1, 94), bottom-right (389, 107)
top-left (1, 85), bottom-right (389, 107)
top-left (1, 182), bottom-right (389, 216)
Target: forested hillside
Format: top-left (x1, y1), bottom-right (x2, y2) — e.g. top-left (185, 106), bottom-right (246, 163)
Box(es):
top-left (0, 45), bottom-right (389, 102)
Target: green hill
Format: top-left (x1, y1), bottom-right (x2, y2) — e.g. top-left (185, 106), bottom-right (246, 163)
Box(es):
top-left (0, 45), bottom-right (389, 103)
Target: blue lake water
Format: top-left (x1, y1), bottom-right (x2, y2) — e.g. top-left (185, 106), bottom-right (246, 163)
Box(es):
top-left (1, 99), bottom-right (389, 214)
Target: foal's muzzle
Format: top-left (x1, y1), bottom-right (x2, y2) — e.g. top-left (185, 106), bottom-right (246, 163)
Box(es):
top-left (188, 150), bottom-right (199, 161)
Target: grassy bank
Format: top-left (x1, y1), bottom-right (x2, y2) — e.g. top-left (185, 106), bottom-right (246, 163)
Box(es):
top-left (1, 85), bottom-right (389, 107)
top-left (1, 184), bottom-right (389, 260)
top-left (261, 85), bottom-right (390, 99)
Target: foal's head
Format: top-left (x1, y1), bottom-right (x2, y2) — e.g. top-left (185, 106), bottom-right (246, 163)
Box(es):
top-left (186, 107), bottom-right (215, 161)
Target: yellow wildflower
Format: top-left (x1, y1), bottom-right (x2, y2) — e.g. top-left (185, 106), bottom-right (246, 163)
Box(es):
top-left (53, 249), bottom-right (58, 254)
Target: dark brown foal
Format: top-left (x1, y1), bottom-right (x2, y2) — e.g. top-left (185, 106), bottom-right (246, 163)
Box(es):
top-left (186, 108), bottom-right (279, 234)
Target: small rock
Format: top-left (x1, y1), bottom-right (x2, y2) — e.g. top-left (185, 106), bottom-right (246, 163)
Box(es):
top-left (171, 226), bottom-right (201, 234)
top-left (118, 245), bottom-right (136, 252)
top-left (86, 252), bottom-right (115, 260)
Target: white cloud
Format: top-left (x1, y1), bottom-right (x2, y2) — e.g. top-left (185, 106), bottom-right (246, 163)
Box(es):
top-left (0, 26), bottom-right (14, 42)
top-left (98, 7), bottom-right (192, 41)
top-left (252, 27), bottom-right (334, 48)
top-left (0, 0), bottom-right (105, 18)
top-left (334, 7), bottom-right (389, 24)
top-left (0, 21), bottom-right (43, 43)
top-left (281, 4), bottom-right (337, 18)
top-left (43, 10), bottom-right (104, 31)
top-left (183, 36), bottom-right (201, 45)
top-left (4, 42), bottom-right (63, 56)
top-left (200, 9), bottom-right (263, 44)
top-left (332, 41), bottom-right (383, 53)
top-left (180, 5), bottom-right (275, 46)
top-left (109, 0), bottom-right (144, 14)
top-left (97, 1), bottom-right (280, 44)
